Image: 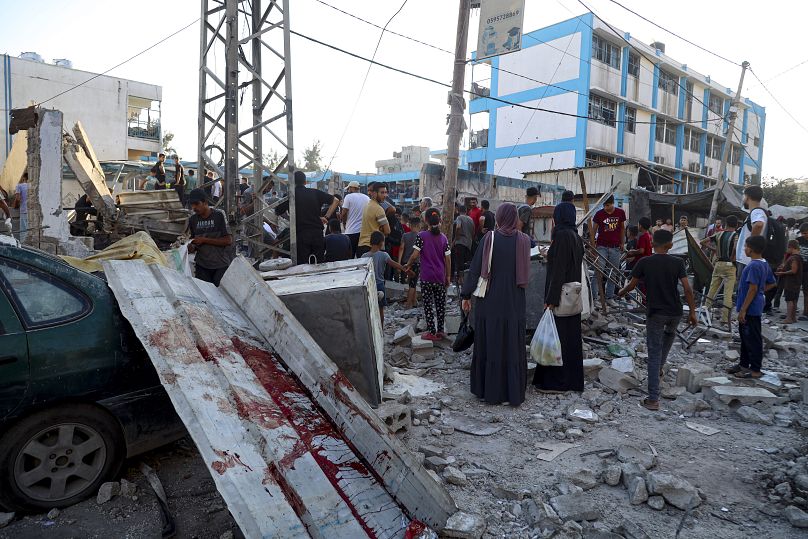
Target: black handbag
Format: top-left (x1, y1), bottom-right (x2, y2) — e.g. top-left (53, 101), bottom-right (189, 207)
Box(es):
top-left (452, 310), bottom-right (474, 352)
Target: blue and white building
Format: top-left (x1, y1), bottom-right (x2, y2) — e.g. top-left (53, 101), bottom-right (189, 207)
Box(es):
top-left (467, 13), bottom-right (766, 193)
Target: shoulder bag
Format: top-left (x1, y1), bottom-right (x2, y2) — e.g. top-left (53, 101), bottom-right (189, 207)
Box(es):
top-left (555, 281), bottom-right (583, 317)
top-left (472, 232), bottom-right (494, 298)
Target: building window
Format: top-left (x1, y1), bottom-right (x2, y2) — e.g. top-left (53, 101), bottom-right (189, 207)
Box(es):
top-left (127, 96), bottom-right (161, 141)
top-left (730, 145), bottom-right (742, 165)
top-left (592, 34), bottom-right (621, 70)
top-left (708, 93), bottom-right (724, 115)
top-left (655, 120), bottom-right (677, 145)
top-left (753, 136), bottom-right (760, 147)
top-left (706, 136), bottom-right (723, 160)
top-left (658, 69), bottom-right (679, 95)
top-left (625, 107), bottom-right (636, 133)
top-left (588, 94), bottom-right (617, 127)
top-left (628, 52), bottom-right (640, 77)
top-left (684, 128), bottom-right (702, 153)
top-left (685, 81), bottom-right (694, 121)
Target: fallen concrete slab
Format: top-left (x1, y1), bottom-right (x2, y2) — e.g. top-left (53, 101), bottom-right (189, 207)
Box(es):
top-left (63, 122), bottom-right (117, 222)
top-left (104, 260), bottom-right (439, 538)
top-left (263, 259), bottom-right (384, 406)
top-left (703, 385), bottom-right (781, 406)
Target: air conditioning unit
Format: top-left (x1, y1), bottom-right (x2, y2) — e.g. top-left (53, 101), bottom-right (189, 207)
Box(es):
top-left (654, 156), bottom-right (665, 165)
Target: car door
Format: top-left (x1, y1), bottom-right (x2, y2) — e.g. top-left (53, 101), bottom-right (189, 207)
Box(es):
top-left (0, 264), bottom-right (30, 420)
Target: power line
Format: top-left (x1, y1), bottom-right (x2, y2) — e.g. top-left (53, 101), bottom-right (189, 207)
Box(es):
top-left (496, 18), bottom-right (584, 175)
top-left (37, 18), bottom-right (199, 108)
top-left (749, 67), bottom-right (808, 135)
top-left (319, 0), bottom-right (410, 180)
top-left (750, 57), bottom-right (808, 86)
top-left (599, 0), bottom-right (740, 66)
top-left (311, 0), bottom-right (453, 55)
top-left (290, 28), bottom-right (720, 126)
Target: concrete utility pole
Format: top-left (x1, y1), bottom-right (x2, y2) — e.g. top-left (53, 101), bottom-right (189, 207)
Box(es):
top-left (708, 60), bottom-right (749, 224)
top-left (441, 0), bottom-right (471, 237)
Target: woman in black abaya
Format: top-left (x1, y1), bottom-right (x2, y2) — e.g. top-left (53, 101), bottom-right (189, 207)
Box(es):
top-left (533, 201), bottom-right (585, 393)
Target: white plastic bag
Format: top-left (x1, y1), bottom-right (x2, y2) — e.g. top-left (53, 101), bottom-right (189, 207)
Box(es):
top-left (530, 309), bottom-right (563, 367)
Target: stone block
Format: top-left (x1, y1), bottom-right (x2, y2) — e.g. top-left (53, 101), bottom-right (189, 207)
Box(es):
top-left (522, 499), bottom-right (561, 528)
top-left (647, 496), bottom-right (665, 510)
top-left (444, 315), bottom-right (462, 335)
top-left (620, 463), bottom-right (645, 489)
top-left (564, 468), bottom-right (599, 490)
top-left (411, 335), bottom-right (434, 351)
top-left (442, 511), bottom-right (487, 539)
top-left (0, 513), bottom-right (14, 528)
top-left (443, 466), bottom-right (468, 486)
top-left (628, 477), bottom-right (649, 505)
top-left (375, 402), bottom-right (411, 434)
top-left (583, 358), bottom-right (606, 378)
top-left (724, 350), bottom-right (740, 361)
top-left (598, 367), bottom-right (641, 393)
top-left (419, 444), bottom-right (444, 458)
top-left (735, 405), bottom-right (774, 425)
top-left (97, 481), bottom-right (120, 505)
top-left (603, 465), bottom-right (622, 486)
top-left (549, 493), bottom-right (600, 521)
top-left (660, 386), bottom-right (686, 399)
top-left (675, 362), bottom-right (714, 394)
top-left (617, 445), bottom-right (657, 470)
top-left (784, 505), bottom-right (808, 528)
top-left (701, 376), bottom-right (733, 387)
top-left (491, 485), bottom-right (525, 501)
top-left (646, 473), bottom-right (701, 510)
top-left (611, 357), bottom-right (635, 374)
top-left (703, 385), bottom-right (780, 406)
top-left (424, 456), bottom-right (449, 472)
top-left (393, 325), bottom-right (415, 345)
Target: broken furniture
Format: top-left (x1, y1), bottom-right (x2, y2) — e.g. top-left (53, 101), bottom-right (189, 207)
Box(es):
top-left (261, 258), bottom-right (385, 406)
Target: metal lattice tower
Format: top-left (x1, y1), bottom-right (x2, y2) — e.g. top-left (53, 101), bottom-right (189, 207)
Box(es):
top-left (198, 0), bottom-right (296, 255)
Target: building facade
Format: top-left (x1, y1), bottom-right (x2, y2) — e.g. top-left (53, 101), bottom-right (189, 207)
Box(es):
top-left (374, 145), bottom-right (433, 174)
top-left (1, 53), bottom-right (162, 167)
top-left (467, 13), bottom-right (766, 193)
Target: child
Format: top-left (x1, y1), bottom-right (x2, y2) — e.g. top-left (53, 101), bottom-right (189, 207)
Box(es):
top-left (362, 231), bottom-right (411, 323)
top-left (405, 211), bottom-right (451, 341)
top-left (776, 239), bottom-right (803, 324)
top-left (323, 219), bottom-right (352, 263)
top-left (399, 218), bottom-right (422, 308)
top-left (618, 229), bottom-right (697, 411)
top-left (729, 235), bottom-right (777, 379)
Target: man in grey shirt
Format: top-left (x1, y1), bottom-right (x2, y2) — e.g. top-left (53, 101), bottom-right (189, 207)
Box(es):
top-left (188, 188), bottom-right (235, 286)
top-left (453, 204), bottom-right (475, 285)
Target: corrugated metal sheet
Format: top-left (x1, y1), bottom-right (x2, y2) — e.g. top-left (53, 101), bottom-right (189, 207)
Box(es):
top-left (104, 258), bottom-right (457, 538)
top-left (523, 164), bottom-right (639, 197)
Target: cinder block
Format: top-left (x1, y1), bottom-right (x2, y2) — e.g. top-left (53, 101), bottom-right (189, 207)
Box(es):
top-left (675, 363), bottom-right (714, 394)
top-left (375, 402), bottom-right (411, 434)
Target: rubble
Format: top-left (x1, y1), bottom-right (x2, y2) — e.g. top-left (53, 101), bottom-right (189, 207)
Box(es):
top-left (645, 473), bottom-right (701, 510)
top-left (676, 362), bottom-right (713, 393)
top-left (784, 506), bottom-right (808, 528)
top-left (0, 513), bottom-right (14, 528)
top-left (97, 481), bottom-right (121, 505)
top-left (603, 465), bottom-right (622, 486)
top-left (598, 367), bottom-right (641, 393)
top-left (703, 385), bottom-right (781, 406)
top-left (628, 477), bottom-right (649, 505)
top-left (442, 511), bottom-right (486, 539)
top-left (549, 493), bottom-right (600, 521)
top-left (647, 496), bottom-right (665, 510)
top-left (617, 445), bottom-right (657, 470)
top-left (735, 405), bottom-right (775, 425)
top-left (46, 508), bottom-right (60, 520)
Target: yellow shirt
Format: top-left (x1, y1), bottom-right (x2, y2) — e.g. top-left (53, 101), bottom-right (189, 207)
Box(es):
top-left (358, 200), bottom-right (389, 247)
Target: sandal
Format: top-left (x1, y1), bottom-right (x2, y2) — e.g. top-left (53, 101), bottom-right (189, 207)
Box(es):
top-left (733, 370), bottom-right (763, 379)
top-left (726, 365), bottom-right (745, 374)
top-left (640, 398), bottom-right (659, 411)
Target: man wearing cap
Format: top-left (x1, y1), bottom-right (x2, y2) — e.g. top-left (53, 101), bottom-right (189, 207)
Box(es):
top-left (187, 188), bottom-right (234, 286)
top-left (341, 180), bottom-right (370, 257)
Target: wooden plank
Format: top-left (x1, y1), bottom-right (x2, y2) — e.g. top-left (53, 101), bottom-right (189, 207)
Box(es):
top-left (221, 257), bottom-right (458, 530)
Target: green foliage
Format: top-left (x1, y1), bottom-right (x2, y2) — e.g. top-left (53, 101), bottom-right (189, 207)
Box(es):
top-left (762, 177), bottom-right (808, 207)
top-left (300, 140), bottom-right (324, 172)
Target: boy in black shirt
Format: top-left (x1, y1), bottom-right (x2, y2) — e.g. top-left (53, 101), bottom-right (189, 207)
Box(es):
top-left (323, 219), bottom-right (352, 263)
top-left (618, 229), bottom-right (697, 411)
top-left (188, 188), bottom-right (234, 286)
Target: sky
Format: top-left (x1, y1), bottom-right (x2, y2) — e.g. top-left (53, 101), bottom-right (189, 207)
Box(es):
top-left (1, 0), bottom-right (806, 179)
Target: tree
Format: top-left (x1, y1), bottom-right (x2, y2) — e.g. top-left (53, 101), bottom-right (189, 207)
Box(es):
top-left (161, 131), bottom-right (175, 154)
top-left (262, 149), bottom-right (282, 172)
top-left (301, 140), bottom-right (324, 172)
top-left (762, 178), bottom-right (808, 207)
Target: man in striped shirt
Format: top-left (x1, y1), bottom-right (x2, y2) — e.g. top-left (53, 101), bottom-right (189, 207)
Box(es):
top-left (702, 215), bottom-right (739, 326)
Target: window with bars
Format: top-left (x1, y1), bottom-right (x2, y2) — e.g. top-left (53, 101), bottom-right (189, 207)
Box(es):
top-left (592, 34), bottom-right (621, 69)
top-left (625, 107), bottom-right (636, 133)
top-left (585, 152), bottom-right (615, 166)
top-left (708, 93), bottom-right (724, 115)
top-left (588, 94), bottom-right (617, 127)
top-left (658, 69), bottom-right (679, 95)
top-left (655, 120), bottom-right (677, 145)
top-left (628, 52), bottom-right (640, 77)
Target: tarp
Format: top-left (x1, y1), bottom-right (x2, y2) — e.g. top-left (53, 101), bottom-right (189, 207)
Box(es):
top-left (630, 183), bottom-right (748, 219)
top-left (686, 229), bottom-right (714, 292)
top-left (59, 231), bottom-right (179, 273)
top-left (769, 204), bottom-right (808, 221)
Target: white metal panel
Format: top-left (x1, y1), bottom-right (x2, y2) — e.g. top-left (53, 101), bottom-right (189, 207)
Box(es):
top-left (493, 150), bottom-right (575, 178)
top-left (495, 92), bottom-right (578, 147)
top-left (497, 32), bottom-right (581, 96)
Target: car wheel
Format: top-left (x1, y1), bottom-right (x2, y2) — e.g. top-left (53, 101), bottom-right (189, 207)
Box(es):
top-left (0, 404), bottom-right (125, 512)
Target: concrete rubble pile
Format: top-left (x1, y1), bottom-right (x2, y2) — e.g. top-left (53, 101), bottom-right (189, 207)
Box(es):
top-left (377, 299), bottom-right (808, 538)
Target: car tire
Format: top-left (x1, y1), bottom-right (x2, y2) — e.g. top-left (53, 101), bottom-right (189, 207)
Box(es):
top-left (0, 404), bottom-right (125, 513)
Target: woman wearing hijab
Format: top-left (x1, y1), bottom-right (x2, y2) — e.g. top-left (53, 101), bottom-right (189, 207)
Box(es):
top-left (533, 201), bottom-right (585, 393)
top-left (461, 203), bottom-right (532, 406)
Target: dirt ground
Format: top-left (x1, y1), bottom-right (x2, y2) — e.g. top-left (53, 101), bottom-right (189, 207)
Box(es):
top-left (2, 297), bottom-right (806, 539)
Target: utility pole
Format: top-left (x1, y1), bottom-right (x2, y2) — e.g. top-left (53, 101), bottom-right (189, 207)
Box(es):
top-left (708, 60), bottom-right (749, 224)
top-left (441, 0), bottom-right (471, 237)
top-left (223, 0), bottom-right (239, 219)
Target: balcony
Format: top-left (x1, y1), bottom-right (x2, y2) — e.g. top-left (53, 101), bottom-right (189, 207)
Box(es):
top-left (470, 129), bottom-right (488, 149)
top-left (470, 82), bottom-right (490, 101)
top-left (127, 119), bottom-right (160, 141)
top-left (127, 96), bottom-right (161, 141)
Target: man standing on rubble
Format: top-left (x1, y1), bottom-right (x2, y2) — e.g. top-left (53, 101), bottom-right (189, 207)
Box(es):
top-left (358, 182), bottom-right (391, 257)
top-left (151, 153), bottom-right (167, 190)
top-left (187, 188), bottom-right (234, 286)
top-left (341, 180), bottom-right (369, 257)
top-left (276, 170), bottom-right (338, 264)
top-left (591, 196), bottom-right (626, 306)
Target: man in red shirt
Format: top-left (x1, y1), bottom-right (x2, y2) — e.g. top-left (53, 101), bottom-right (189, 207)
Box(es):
top-left (466, 197), bottom-right (483, 237)
top-left (627, 217), bottom-right (653, 262)
top-left (591, 196), bottom-right (626, 304)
